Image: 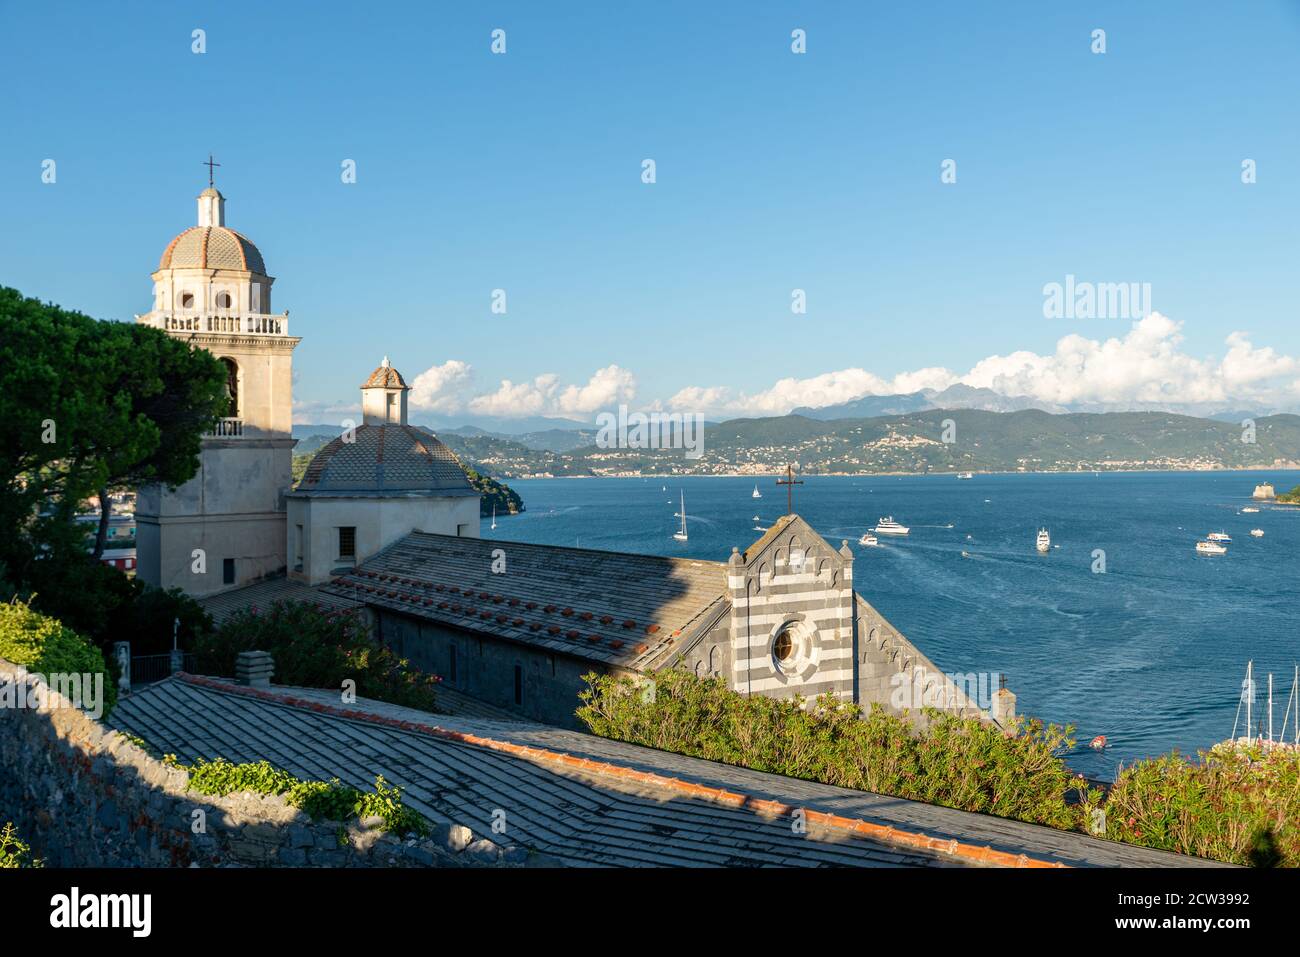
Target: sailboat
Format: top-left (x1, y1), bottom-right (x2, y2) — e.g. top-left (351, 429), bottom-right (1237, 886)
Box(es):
top-left (490, 506), bottom-right (497, 530)
top-left (1229, 661), bottom-right (1300, 750)
top-left (752, 483), bottom-right (762, 499)
top-left (673, 491), bottom-right (689, 542)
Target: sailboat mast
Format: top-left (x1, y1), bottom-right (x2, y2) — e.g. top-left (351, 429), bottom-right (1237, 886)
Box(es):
top-left (1246, 660), bottom-right (1253, 743)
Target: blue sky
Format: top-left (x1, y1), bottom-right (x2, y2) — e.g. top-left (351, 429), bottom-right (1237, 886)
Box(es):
top-left (2, 1), bottom-right (1298, 424)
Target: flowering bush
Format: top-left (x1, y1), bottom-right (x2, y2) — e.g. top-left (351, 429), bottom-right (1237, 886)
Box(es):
top-left (193, 600), bottom-right (440, 713)
top-left (577, 669), bottom-right (1081, 829)
top-left (1094, 743), bottom-right (1300, 866)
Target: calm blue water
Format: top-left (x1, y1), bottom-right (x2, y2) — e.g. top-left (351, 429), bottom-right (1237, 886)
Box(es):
top-left (483, 471), bottom-right (1300, 778)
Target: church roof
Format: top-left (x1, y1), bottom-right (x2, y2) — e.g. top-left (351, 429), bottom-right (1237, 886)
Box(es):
top-left (290, 424), bottom-right (476, 498)
top-left (319, 532), bottom-right (729, 669)
top-left (108, 673), bottom-right (1207, 866)
top-left (159, 226), bottom-right (267, 274)
top-left (362, 362), bottom-right (408, 390)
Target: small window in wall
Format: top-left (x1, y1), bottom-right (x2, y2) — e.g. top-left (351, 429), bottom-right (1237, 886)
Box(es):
top-left (513, 665), bottom-right (523, 705)
top-left (456, 524), bottom-right (470, 537)
top-left (223, 558), bottom-right (235, 585)
top-left (216, 292), bottom-right (233, 309)
top-left (449, 645), bottom-right (458, 684)
top-left (773, 630), bottom-right (794, 662)
top-left (338, 526), bottom-right (356, 559)
top-left (181, 293), bottom-right (195, 309)
top-left (295, 525), bottom-right (304, 570)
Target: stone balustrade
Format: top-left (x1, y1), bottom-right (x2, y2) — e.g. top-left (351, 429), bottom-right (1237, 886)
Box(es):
top-left (138, 311), bottom-right (291, 337)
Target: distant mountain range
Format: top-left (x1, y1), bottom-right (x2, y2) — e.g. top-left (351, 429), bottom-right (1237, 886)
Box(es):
top-left (791, 384), bottom-right (1285, 421)
top-left (418, 408), bottom-right (1300, 480)
top-left (292, 421), bottom-right (598, 453)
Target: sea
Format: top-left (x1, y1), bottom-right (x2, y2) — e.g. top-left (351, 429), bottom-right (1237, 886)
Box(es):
top-left (482, 470), bottom-right (1300, 779)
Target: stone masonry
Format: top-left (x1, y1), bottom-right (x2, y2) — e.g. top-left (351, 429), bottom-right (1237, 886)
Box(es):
top-left (0, 658), bottom-right (534, 868)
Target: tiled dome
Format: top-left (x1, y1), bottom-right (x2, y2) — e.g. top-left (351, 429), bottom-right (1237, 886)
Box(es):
top-left (362, 361), bottom-right (408, 390)
top-left (159, 226), bottom-right (266, 274)
top-left (294, 425), bottom-right (476, 497)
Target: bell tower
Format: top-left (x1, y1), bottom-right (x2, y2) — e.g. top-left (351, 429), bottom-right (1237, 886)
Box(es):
top-left (134, 169), bottom-right (300, 596)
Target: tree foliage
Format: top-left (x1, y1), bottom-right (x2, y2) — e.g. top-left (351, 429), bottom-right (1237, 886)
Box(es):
top-left (0, 286), bottom-right (228, 564)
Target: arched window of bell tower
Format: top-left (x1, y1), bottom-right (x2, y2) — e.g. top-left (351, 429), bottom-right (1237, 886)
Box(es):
top-left (216, 292), bottom-right (233, 309)
top-left (180, 292), bottom-right (195, 310)
top-left (220, 358), bottom-right (240, 419)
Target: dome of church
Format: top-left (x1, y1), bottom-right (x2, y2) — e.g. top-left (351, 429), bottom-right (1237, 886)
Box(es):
top-left (159, 225), bottom-right (267, 274)
top-left (362, 361), bottom-right (408, 390)
top-left (294, 424), bottom-right (475, 497)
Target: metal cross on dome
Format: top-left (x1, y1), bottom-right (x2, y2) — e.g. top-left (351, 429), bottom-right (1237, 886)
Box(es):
top-left (776, 463), bottom-right (803, 515)
top-left (203, 153), bottom-right (221, 187)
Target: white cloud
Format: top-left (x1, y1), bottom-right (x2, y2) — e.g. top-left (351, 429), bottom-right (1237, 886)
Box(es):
top-left (409, 359), bottom-right (474, 413)
top-left (961, 313), bottom-right (1298, 406)
top-left (668, 367), bottom-right (958, 418)
top-left (314, 316), bottom-right (1300, 424)
top-left (468, 364), bottom-right (637, 418)
top-left (670, 314), bottom-right (1300, 417)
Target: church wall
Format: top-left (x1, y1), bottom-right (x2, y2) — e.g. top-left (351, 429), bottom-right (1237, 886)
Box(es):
top-left (290, 496), bottom-right (480, 585)
top-left (725, 525), bottom-right (857, 708)
top-left (201, 338), bottom-right (294, 436)
top-left (136, 511), bottom-right (287, 597)
top-left (853, 595), bottom-right (990, 728)
top-left (137, 439), bottom-right (292, 595)
top-left (376, 611), bottom-right (610, 730)
top-left (676, 620), bottom-right (733, 681)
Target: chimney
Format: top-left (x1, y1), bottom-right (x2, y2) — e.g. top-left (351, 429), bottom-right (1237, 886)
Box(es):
top-left (235, 650), bottom-right (275, 689)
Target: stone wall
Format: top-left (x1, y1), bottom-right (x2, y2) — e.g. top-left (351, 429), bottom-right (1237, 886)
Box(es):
top-left (0, 658), bottom-right (530, 868)
top-left (377, 610), bottom-right (602, 729)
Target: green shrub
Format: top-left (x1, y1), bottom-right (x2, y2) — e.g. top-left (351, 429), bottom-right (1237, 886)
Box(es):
top-left (182, 756), bottom-right (298, 797)
top-left (1099, 743), bottom-right (1300, 866)
top-left (192, 599), bottom-right (440, 713)
top-left (577, 669), bottom-right (1082, 829)
top-left (0, 596), bottom-right (117, 718)
top-left (0, 822), bottom-right (42, 868)
top-left (169, 755), bottom-right (428, 836)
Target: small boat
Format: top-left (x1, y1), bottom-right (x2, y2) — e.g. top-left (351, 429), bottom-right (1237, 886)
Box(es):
top-left (1036, 528), bottom-right (1050, 553)
top-left (490, 505), bottom-right (497, 530)
top-left (957, 472), bottom-right (973, 480)
top-left (1089, 735), bottom-right (1107, 751)
top-left (874, 516), bottom-right (909, 536)
top-left (673, 491), bottom-right (689, 542)
top-left (1242, 506), bottom-right (1260, 513)
top-left (753, 525), bottom-right (768, 533)
top-left (1251, 528), bottom-right (1264, 537)
top-left (858, 533), bottom-right (879, 547)
top-left (960, 550), bottom-right (971, 558)
top-left (1207, 531), bottom-right (1231, 543)
top-left (752, 483), bottom-right (762, 499)
top-left (752, 514), bottom-right (761, 522)
top-left (1196, 540), bottom-right (1227, 555)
